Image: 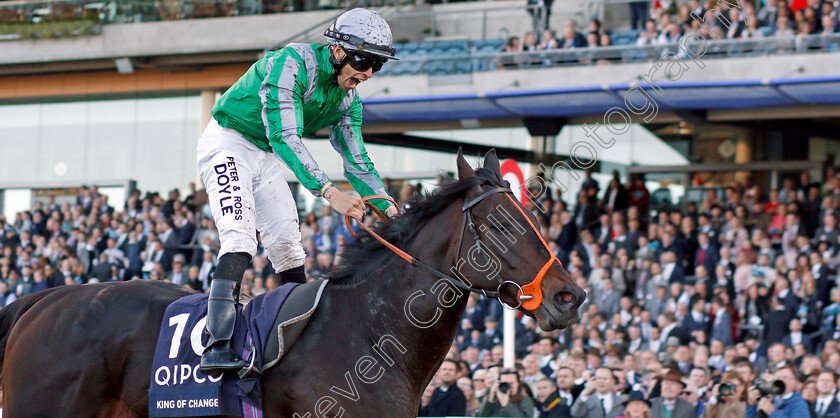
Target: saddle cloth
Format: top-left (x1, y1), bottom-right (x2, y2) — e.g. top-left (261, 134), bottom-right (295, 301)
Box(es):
top-left (149, 279), bottom-right (328, 417)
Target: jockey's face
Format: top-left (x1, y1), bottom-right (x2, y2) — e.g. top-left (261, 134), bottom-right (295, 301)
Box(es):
top-left (332, 46), bottom-right (374, 91)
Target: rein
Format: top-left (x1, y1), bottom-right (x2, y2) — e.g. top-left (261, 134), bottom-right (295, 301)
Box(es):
top-left (344, 187), bottom-right (561, 311)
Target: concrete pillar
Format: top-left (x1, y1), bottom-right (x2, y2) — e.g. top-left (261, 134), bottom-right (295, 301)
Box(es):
top-left (734, 127), bottom-right (753, 184)
top-left (527, 135), bottom-right (551, 179)
top-left (197, 89), bottom-right (219, 186)
top-left (200, 89), bottom-right (218, 133)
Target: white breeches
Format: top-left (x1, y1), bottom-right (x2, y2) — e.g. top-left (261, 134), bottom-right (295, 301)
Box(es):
top-left (197, 119), bottom-right (306, 273)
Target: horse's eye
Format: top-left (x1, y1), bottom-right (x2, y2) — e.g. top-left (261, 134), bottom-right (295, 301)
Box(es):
top-left (489, 222), bottom-right (509, 232)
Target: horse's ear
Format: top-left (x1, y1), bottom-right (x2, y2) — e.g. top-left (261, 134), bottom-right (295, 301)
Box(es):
top-left (483, 149), bottom-right (500, 174)
top-left (456, 148), bottom-right (476, 179)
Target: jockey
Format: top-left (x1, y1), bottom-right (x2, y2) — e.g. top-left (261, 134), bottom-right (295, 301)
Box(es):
top-left (197, 8), bottom-right (400, 375)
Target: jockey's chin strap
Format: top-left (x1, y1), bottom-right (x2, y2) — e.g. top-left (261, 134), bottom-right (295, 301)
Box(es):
top-left (345, 187), bottom-right (561, 311)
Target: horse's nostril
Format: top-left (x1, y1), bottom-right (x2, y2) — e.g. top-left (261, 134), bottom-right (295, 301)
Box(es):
top-left (555, 288), bottom-right (586, 307)
top-left (555, 292), bottom-right (575, 304)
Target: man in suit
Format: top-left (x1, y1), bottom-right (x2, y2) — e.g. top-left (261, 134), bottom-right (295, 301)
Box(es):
top-left (166, 255), bottom-right (189, 285)
top-left (694, 232), bottom-right (719, 279)
top-left (696, 213), bottom-right (719, 246)
top-left (555, 366), bottom-right (581, 408)
top-left (758, 342), bottom-right (788, 377)
top-left (535, 337), bottom-right (557, 376)
top-left (603, 179), bottom-right (630, 213)
top-left (574, 192), bottom-right (601, 234)
top-left (156, 219), bottom-right (180, 272)
top-left (650, 369), bottom-right (696, 418)
top-left (810, 252), bottom-right (834, 307)
top-left (693, 264), bottom-right (713, 293)
top-left (633, 258), bottom-right (656, 301)
top-left (610, 224), bottom-right (635, 257)
top-left (174, 212), bottom-right (196, 249)
top-left (775, 278), bottom-right (800, 320)
top-left (760, 298), bottom-right (792, 358)
top-left (124, 230), bottom-right (145, 279)
top-left (814, 212), bottom-right (840, 250)
top-left (682, 297), bottom-right (710, 336)
top-left (710, 296), bottom-right (734, 347)
top-left (462, 293), bottom-right (486, 333)
top-left (660, 251), bottom-right (685, 284)
top-left (573, 229), bottom-right (599, 272)
top-left (570, 367), bottom-right (626, 418)
top-left (418, 359), bottom-right (467, 416)
top-left (593, 277), bottom-right (621, 318)
top-left (813, 371), bottom-right (839, 418)
top-left (478, 317), bottom-right (503, 351)
top-left (781, 214), bottom-right (804, 266)
top-left (556, 211), bottom-right (577, 262)
top-left (561, 20), bottom-right (588, 49)
top-left (647, 285), bottom-right (669, 320)
top-left (90, 253), bottom-right (115, 283)
top-left (659, 232), bottom-right (683, 262)
top-left (782, 319), bottom-right (814, 354)
top-left (595, 214), bottom-right (613, 252)
top-left (658, 312), bottom-right (691, 347)
top-left (197, 250), bottom-right (216, 291)
top-left (536, 378), bottom-right (570, 417)
top-left (627, 324), bottom-right (649, 352)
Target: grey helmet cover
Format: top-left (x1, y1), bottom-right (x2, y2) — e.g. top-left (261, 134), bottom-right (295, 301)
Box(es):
top-left (324, 8), bottom-right (399, 60)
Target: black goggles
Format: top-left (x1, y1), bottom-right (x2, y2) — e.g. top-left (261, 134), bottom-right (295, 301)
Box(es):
top-left (344, 49), bottom-right (386, 73)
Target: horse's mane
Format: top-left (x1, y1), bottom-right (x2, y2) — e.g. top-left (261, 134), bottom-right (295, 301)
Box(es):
top-left (327, 167), bottom-right (506, 285)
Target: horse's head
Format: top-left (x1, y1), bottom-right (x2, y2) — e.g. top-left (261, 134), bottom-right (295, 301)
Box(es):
top-left (452, 150), bottom-right (586, 330)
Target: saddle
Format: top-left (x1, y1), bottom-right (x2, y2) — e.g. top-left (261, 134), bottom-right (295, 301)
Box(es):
top-left (260, 278), bottom-right (328, 371)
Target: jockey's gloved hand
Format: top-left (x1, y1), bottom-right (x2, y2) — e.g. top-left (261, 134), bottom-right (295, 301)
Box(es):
top-left (385, 205), bottom-right (399, 218)
top-left (325, 187), bottom-right (365, 221)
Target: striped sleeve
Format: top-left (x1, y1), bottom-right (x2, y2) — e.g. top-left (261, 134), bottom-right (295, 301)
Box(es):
top-left (328, 93), bottom-right (393, 212)
top-left (261, 50), bottom-right (331, 196)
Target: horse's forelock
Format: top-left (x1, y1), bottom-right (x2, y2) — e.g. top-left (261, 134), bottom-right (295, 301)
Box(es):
top-left (474, 167), bottom-right (508, 189)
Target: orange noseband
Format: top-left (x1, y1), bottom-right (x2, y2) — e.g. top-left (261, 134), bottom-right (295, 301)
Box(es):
top-left (500, 193), bottom-right (562, 311)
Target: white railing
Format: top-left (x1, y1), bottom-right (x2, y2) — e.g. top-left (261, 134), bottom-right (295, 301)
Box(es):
top-left (380, 33), bottom-right (840, 77)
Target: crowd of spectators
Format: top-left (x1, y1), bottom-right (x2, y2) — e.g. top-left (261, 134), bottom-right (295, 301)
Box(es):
top-left (0, 178), bottom-right (427, 303)
top-left (418, 167), bottom-right (840, 417)
top-left (501, 0), bottom-right (840, 69)
top-left (498, 19), bottom-right (616, 69)
top-left (629, 0), bottom-right (840, 43)
top-left (6, 165), bottom-right (840, 417)
top-left (0, 184), bottom-right (224, 301)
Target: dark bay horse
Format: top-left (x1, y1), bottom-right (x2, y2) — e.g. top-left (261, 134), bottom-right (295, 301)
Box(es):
top-left (0, 150), bottom-right (585, 417)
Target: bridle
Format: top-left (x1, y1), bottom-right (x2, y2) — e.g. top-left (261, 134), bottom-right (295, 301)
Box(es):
top-left (344, 184), bottom-right (562, 311)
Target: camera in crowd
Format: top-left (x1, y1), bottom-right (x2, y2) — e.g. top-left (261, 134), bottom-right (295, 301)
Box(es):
top-left (753, 378), bottom-right (786, 397)
top-left (719, 383), bottom-right (735, 398)
top-left (498, 382), bottom-right (511, 394)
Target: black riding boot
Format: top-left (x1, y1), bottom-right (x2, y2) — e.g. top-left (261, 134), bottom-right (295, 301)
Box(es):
top-left (278, 265), bottom-right (306, 285)
top-left (199, 278), bottom-right (249, 375)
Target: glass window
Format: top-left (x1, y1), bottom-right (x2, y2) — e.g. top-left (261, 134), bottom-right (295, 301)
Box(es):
top-left (0, 96), bottom-right (201, 194)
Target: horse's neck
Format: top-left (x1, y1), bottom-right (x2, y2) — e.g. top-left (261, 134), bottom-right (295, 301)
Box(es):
top-left (333, 213), bottom-right (470, 392)
top-left (366, 265), bottom-right (469, 390)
